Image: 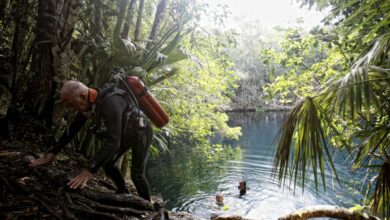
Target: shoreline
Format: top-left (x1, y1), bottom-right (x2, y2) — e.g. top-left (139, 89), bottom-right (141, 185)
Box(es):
top-left (224, 106), bottom-right (293, 112)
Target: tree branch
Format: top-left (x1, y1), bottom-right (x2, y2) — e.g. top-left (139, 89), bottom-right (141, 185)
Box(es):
top-left (278, 205), bottom-right (380, 220)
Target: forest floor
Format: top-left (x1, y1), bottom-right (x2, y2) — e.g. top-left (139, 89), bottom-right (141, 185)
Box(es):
top-left (0, 116), bottom-right (245, 220)
top-left (0, 116), bottom-right (197, 220)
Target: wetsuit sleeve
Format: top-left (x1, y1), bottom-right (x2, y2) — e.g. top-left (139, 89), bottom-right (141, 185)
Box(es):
top-left (87, 96), bottom-right (127, 173)
top-left (48, 112), bottom-right (87, 155)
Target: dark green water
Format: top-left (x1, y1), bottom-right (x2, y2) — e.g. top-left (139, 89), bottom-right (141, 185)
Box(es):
top-left (146, 112), bottom-right (363, 219)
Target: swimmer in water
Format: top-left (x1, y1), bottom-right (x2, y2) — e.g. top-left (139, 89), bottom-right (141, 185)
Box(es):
top-left (238, 180), bottom-right (249, 198)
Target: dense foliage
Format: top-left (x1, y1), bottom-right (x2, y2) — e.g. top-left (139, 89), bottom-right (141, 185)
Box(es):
top-left (2, 0), bottom-right (389, 218)
top-left (0, 0), bottom-right (241, 157)
top-left (269, 0), bottom-right (390, 218)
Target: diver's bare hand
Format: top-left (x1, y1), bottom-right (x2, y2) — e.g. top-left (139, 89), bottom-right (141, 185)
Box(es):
top-left (29, 153), bottom-right (56, 168)
top-left (68, 170), bottom-right (93, 189)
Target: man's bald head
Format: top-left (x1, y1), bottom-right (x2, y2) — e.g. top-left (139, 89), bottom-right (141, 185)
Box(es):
top-left (60, 80), bottom-right (90, 111)
top-left (60, 80), bottom-right (88, 101)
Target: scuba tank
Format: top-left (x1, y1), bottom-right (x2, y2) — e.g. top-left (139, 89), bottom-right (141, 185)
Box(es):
top-left (121, 76), bottom-right (169, 128)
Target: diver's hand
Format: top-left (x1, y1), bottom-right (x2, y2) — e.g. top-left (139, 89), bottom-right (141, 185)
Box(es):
top-left (29, 153), bottom-right (56, 168)
top-left (67, 169), bottom-right (93, 189)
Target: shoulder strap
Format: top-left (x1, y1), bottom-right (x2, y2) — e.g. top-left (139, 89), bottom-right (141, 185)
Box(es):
top-left (98, 84), bottom-right (123, 102)
top-left (97, 84), bottom-right (137, 111)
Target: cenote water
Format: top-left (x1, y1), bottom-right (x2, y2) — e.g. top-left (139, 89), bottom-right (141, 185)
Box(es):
top-left (146, 112), bottom-right (364, 219)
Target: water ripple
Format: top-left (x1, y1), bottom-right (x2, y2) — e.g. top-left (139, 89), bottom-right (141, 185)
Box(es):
top-left (147, 112), bottom-right (363, 219)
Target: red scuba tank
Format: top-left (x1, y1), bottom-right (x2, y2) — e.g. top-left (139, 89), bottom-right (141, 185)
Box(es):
top-left (126, 76), bottom-right (169, 128)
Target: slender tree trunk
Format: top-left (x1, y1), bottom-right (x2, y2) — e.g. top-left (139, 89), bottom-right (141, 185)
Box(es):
top-left (92, 0), bottom-right (103, 44)
top-left (0, 85), bottom-right (12, 138)
top-left (52, 0), bottom-right (81, 125)
top-left (147, 0), bottom-right (169, 48)
top-left (134, 0), bottom-right (145, 41)
top-left (29, 0), bottom-right (61, 123)
top-left (0, 0), bottom-right (31, 138)
top-left (0, 0), bottom-right (9, 20)
top-left (10, 0), bottom-right (30, 95)
top-left (121, 0), bottom-right (137, 39)
top-left (113, 0), bottom-right (129, 48)
top-left (53, 0), bottom-right (81, 80)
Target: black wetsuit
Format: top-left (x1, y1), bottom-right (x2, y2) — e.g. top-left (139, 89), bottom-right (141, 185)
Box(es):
top-left (49, 86), bottom-right (152, 200)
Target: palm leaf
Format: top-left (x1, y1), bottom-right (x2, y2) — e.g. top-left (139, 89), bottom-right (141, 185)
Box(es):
top-left (273, 34), bottom-right (390, 195)
top-left (371, 161), bottom-right (390, 218)
top-left (142, 23), bottom-right (180, 70)
top-left (354, 125), bottom-right (390, 169)
top-left (149, 67), bottom-right (179, 85)
top-left (320, 66), bottom-right (390, 122)
top-left (320, 33), bottom-right (390, 119)
top-left (272, 97), bottom-right (339, 192)
top-left (152, 127), bottom-right (172, 155)
top-left (112, 38), bottom-right (142, 66)
top-left (147, 47), bottom-right (190, 72)
top-left (353, 32), bottom-right (390, 68)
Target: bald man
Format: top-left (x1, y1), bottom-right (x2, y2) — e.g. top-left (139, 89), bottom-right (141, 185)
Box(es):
top-left (29, 80), bottom-right (153, 201)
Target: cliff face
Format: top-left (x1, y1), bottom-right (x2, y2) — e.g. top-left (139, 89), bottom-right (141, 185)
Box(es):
top-left (228, 75), bottom-right (292, 112)
top-left (229, 76), bottom-right (264, 111)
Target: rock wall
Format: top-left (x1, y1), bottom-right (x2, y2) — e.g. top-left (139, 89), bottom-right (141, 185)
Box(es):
top-left (229, 75), bottom-right (264, 111)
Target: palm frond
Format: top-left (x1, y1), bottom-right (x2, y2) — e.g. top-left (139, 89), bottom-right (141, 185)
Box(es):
top-left (319, 32), bottom-right (390, 119)
top-left (152, 127), bottom-right (172, 156)
top-left (371, 161), bottom-right (390, 218)
top-left (353, 32), bottom-right (390, 68)
top-left (320, 66), bottom-right (390, 121)
top-left (354, 125), bottom-right (390, 169)
top-left (273, 33), bottom-right (390, 195)
top-left (142, 23), bottom-right (181, 70)
top-left (112, 39), bottom-right (143, 67)
top-left (149, 67), bottom-right (179, 86)
top-left (272, 97), bottom-right (339, 192)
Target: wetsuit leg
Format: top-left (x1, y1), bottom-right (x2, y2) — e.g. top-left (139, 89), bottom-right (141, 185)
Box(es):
top-left (130, 122), bottom-right (153, 201)
top-left (103, 164), bottom-right (129, 193)
top-left (102, 146), bottom-right (130, 193)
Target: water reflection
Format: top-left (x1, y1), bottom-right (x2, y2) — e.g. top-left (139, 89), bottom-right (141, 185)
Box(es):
top-left (146, 112), bottom-right (362, 219)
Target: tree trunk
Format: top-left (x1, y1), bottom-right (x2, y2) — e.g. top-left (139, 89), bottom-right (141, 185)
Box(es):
top-left (134, 0), bottom-right (145, 41)
top-left (0, 85), bottom-right (12, 138)
top-left (278, 205), bottom-right (380, 220)
top-left (0, 0), bottom-right (9, 20)
top-left (113, 0), bottom-right (129, 49)
top-left (29, 0), bottom-right (80, 126)
top-left (51, 0), bottom-right (81, 126)
top-left (92, 0), bottom-right (103, 44)
top-left (147, 0), bottom-right (169, 48)
top-left (121, 0), bottom-right (137, 39)
top-left (29, 0), bottom-right (61, 123)
top-left (11, 0), bottom-right (28, 84)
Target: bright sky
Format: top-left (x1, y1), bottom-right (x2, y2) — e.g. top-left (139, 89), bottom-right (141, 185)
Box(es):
top-left (204, 0), bottom-right (327, 30)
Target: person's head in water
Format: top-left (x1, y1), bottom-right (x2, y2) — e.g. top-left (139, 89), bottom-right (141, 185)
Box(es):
top-left (215, 193), bottom-right (224, 206)
top-left (238, 180), bottom-right (247, 190)
top-left (60, 80), bottom-right (91, 112)
top-left (238, 180), bottom-right (248, 197)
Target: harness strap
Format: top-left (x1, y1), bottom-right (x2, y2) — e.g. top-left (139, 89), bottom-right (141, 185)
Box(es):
top-left (95, 85), bottom-right (140, 139)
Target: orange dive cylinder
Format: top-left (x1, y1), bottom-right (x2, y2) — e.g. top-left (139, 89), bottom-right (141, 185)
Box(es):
top-left (126, 76), bottom-right (169, 128)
